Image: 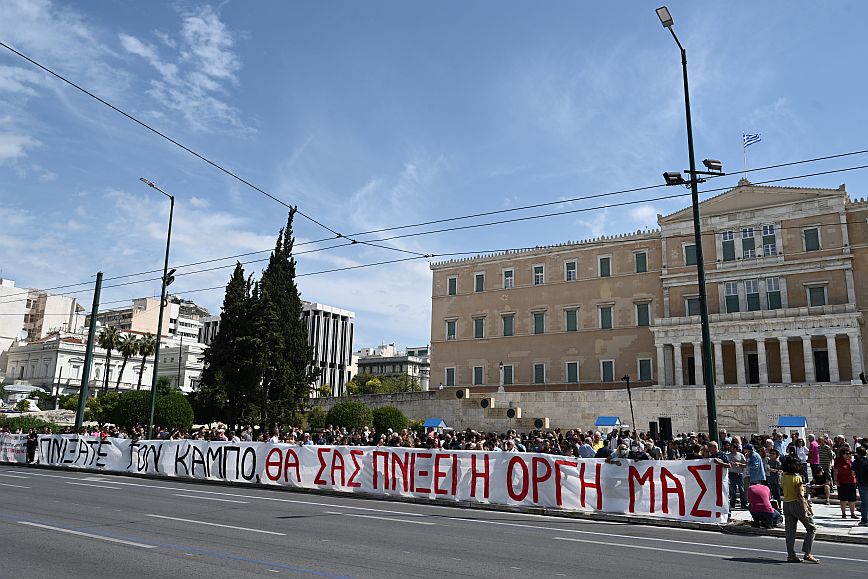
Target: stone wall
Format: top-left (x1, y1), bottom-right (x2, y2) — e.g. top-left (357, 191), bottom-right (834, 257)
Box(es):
top-left (308, 384), bottom-right (868, 437)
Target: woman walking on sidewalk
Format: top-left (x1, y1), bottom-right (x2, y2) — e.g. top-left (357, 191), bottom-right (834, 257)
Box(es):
top-left (781, 456), bottom-right (819, 564)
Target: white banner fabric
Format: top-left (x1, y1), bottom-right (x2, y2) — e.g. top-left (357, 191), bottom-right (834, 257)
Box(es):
top-left (37, 436), bottom-right (729, 523)
top-left (0, 433), bottom-right (28, 463)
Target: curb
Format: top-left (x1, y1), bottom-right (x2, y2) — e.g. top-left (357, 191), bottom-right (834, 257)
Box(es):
top-left (14, 462), bottom-right (868, 546)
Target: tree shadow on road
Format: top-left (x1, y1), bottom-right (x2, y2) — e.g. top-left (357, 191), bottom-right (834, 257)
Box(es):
top-left (726, 557), bottom-right (785, 565)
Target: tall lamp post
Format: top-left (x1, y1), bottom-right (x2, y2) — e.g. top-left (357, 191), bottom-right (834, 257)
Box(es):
top-left (621, 374), bottom-right (636, 433)
top-left (656, 6), bottom-right (721, 442)
top-left (140, 177), bottom-right (176, 439)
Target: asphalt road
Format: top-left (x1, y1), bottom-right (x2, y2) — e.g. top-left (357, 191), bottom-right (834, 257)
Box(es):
top-left (0, 464), bottom-right (866, 578)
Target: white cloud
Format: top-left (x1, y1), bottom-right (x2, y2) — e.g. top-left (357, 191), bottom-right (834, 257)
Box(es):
top-left (119, 5), bottom-right (248, 133)
top-left (628, 204), bottom-right (661, 229)
top-left (0, 133), bottom-right (39, 163)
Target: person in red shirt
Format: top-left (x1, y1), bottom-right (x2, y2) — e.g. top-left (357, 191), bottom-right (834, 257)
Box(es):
top-left (833, 447), bottom-right (858, 519)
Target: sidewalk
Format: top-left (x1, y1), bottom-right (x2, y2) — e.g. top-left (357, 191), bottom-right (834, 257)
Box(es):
top-left (728, 501), bottom-right (868, 542)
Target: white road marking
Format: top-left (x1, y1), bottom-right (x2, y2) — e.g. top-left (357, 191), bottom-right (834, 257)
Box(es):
top-left (66, 481), bottom-right (121, 490)
top-left (0, 482), bottom-right (30, 489)
top-left (146, 514), bottom-right (286, 536)
top-left (555, 536), bottom-right (727, 559)
top-left (172, 494), bottom-right (249, 504)
top-left (324, 511), bottom-right (436, 526)
top-left (18, 521), bottom-right (156, 548)
top-left (0, 473), bottom-right (29, 479)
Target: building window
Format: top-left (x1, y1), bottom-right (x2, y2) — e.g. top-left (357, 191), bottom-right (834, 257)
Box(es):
top-left (502, 314), bottom-right (514, 337)
top-left (473, 366), bottom-right (483, 385)
top-left (636, 302), bottom-right (650, 327)
top-left (533, 363), bottom-right (545, 384)
top-left (742, 228), bottom-right (756, 258)
top-left (804, 227), bottom-right (821, 252)
top-left (766, 277), bottom-right (782, 310)
top-left (638, 358), bottom-right (652, 381)
top-left (565, 261), bottom-right (577, 281)
top-left (721, 231), bottom-right (735, 261)
top-left (445, 367), bottom-right (456, 387)
top-left (762, 224), bottom-right (777, 256)
top-left (447, 276), bottom-right (457, 296)
top-left (566, 361), bottom-right (579, 383)
top-left (503, 269), bottom-right (514, 289)
top-left (684, 244), bottom-right (697, 266)
top-left (745, 279), bottom-right (761, 311)
top-left (445, 320), bottom-right (456, 341)
top-left (533, 312), bottom-right (545, 335)
top-left (808, 286), bottom-right (827, 307)
top-left (599, 306), bottom-right (613, 329)
top-left (565, 308), bottom-right (578, 332)
top-left (601, 360), bottom-right (615, 383)
top-left (686, 296), bottom-right (701, 316)
top-left (533, 265), bottom-right (545, 285)
top-left (503, 364), bottom-right (513, 385)
top-left (474, 273), bottom-right (485, 293)
top-left (473, 318), bottom-right (485, 339)
top-left (635, 251), bottom-right (648, 273)
top-left (598, 256), bottom-right (611, 278)
top-left (725, 282), bottom-right (740, 313)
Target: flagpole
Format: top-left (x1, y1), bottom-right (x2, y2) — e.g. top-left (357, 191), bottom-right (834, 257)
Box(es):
top-left (743, 133), bottom-right (747, 178)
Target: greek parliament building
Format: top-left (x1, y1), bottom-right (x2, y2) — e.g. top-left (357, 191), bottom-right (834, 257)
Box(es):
top-left (429, 180), bottom-right (867, 391)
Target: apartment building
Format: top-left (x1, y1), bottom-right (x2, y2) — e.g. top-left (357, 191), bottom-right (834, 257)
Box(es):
top-left (430, 180), bottom-right (867, 389)
top-left (86, 295), bottom-right (207, 341)
top-left (356, 343), bottom-right (431, 391)
top-left (303, 302), bottom-right (355, 397)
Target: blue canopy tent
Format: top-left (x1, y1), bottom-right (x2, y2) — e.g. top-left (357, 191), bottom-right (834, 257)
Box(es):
top-left (594, 416), bottom-right (622, 433)
top-left (423, 418), bottom-right (449, 433)
top-left (777, 416), bottom-right (808, 441)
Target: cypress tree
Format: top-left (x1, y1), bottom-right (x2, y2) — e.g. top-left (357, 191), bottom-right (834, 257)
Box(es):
top-left (256, 207), bottom-right (320, 427)
top-left (197, 263), bottom-right (261, 425)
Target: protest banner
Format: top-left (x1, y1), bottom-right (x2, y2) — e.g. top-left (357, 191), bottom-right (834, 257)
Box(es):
top-left (38, 436), bottom-right (729, 523)
top-left (0, 433), bottom-right (28, 464)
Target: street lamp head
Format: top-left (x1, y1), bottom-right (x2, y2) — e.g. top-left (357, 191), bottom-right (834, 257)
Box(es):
top-left (140, 177), bottom-right (155, 187)
top-left (656, 6), bottom-right (674, 28)
top-left (702, 159), bottom-right (723, 172)
top-left (621, 374), bottom-right (630, 382)
top-left (663, 171), bottom-right (686, 186)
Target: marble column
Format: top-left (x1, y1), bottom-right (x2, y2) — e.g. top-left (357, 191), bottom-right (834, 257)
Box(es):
top-left (693, 341), bottom-right (704, 386)
top-left (778, 337), bottom-right (792, 384)
top-left (757, 338), bottom-right (768, 384)
top-left (802, 336), bottom-right (815, 383)
top-left (656, 344), bottom-right (667, 386)
top-left (826, 334), bottom-right (840, 382)
top-left (714, 340), bottom-right (725, 385)
top-left (735, 339), bottom-right (747, 385)
top-left (673, 343), bottom-right (684, 387)
top-left (849, 333), bottom-right (864, 381)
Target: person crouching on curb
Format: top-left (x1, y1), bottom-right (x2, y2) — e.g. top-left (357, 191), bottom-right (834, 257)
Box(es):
top-left (781, 455), bottom-right (819, 564)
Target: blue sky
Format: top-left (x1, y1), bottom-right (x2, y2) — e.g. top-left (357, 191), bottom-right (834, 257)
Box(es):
top-left (1, 0), bottom-right (867, 350)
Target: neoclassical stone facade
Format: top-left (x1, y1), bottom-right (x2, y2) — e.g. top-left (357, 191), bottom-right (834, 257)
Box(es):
top-left (429, 181), bottom-right (867, 389)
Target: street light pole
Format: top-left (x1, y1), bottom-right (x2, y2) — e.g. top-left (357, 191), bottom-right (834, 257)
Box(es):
top-left (657, 7), bottom-right (718, 442)
top-left (140, 178), bottom-right (175, 440)
top-left (621, 374), bottom-right (636, 433)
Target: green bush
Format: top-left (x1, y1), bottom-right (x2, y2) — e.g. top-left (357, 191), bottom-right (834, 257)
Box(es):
top-left (307, 406), bottom-right (327, 431)
top-left (155, 392), bottom-right (194, 431)
top-left (14, 399), bottom-right (32, 412)
top-left (408, 419), bottom-right (425, 434)
top-left (325, 401), bottom-right (372, 429)
top-left (111, 390), bottom-right (151, 428)
top-left (0, 416), bottom-right (62, 433)
top-left (372, 406), bottom-right (408, 434)
top-left (110, 390), bottom-right (194, 430)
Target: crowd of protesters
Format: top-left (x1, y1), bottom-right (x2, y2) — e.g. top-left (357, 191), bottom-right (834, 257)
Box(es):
top-left (5, 420), bottom-right (867, 564)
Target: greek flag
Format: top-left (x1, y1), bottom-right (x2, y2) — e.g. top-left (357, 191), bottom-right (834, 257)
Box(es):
top-left (743, 133), bottom-right (761, 148)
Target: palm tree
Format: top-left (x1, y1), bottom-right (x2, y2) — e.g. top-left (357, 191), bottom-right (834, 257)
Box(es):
top-left (136, 332), bottom-right (157, 390)
top-left (97, 326), bottom-right (121, 394)
top-left (115, 334), bottom-right (140, 391)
